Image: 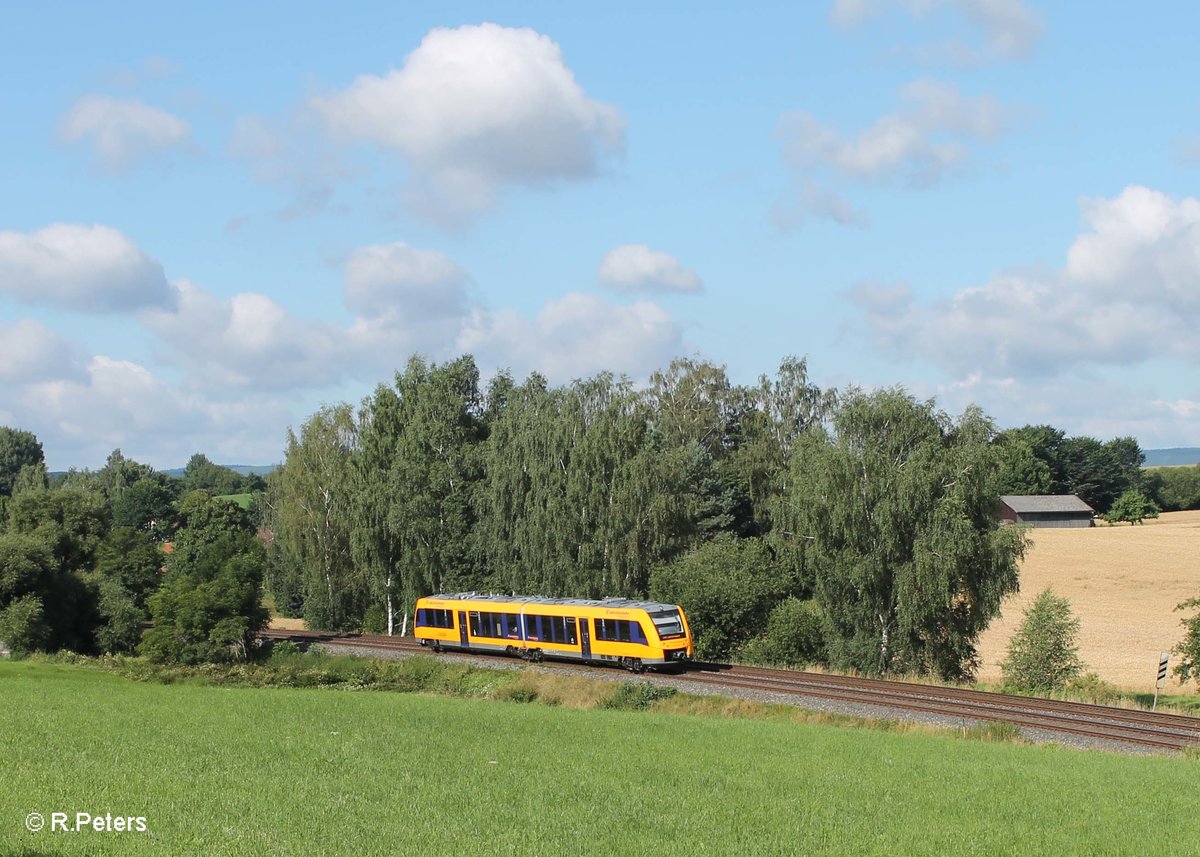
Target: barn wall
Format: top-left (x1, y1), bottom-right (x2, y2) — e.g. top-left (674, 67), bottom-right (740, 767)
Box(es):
top-left (1015, 513), bottom-right (1093, 528)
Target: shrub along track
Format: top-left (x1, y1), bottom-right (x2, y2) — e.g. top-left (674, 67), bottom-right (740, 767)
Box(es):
top-left (258, 629), bottom-right (1200, 752)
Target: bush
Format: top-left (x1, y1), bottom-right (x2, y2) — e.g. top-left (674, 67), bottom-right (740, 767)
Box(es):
top-left (1001, 588), bottom-right (1084, 693)
top-left (601, 682), bottom-right (677, 711)
top-left (650, 536), bottom-right (792, 660)
top-left (0, 594), bottom-right (49, 657)
top-left (362, 604), bottom-right (387, 634)
top-left (1174, 598), bottom-right (1200, 687)
top-left (270, 640), bottom-right (302, 658)
top-left (1063, 672), bottom-right (1121, 704)
top-left (738, 598), bottom-right (827, 668)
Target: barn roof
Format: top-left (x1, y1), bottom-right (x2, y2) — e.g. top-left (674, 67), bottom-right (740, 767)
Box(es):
top-left (1000, 495), bottom-right (1095, 514)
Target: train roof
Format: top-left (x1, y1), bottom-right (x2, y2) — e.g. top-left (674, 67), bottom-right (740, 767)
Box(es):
top-left (425, 592), bottom-right (681, 613)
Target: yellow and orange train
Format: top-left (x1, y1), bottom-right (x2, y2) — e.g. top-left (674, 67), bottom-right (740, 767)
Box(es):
top-left (413, 593), bottom-right (694, 670)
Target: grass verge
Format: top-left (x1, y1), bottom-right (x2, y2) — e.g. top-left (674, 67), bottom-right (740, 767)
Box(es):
top-left (2, 658), bottom-right (1198, 856)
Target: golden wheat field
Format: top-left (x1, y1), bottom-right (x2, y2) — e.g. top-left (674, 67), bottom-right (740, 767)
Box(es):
top-left (975, 509), bottom-right (1200, 691)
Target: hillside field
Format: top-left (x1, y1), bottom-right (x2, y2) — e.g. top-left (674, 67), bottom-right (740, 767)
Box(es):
top-left (2, 660), bottom-right (1198, 856)
top-left (976, 510), bottom-right (1200, 691)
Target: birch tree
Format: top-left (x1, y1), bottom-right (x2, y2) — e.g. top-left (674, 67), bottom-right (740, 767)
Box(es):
top-left (781, 388), bottom-right (1027, 680)
top-left (268, 404), bottom-right (364, 630)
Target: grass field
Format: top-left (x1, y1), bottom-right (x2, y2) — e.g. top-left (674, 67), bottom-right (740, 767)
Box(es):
top-left (976, 510), bottom-right (1200, 691)
top-left (1, 661), bottom-right (1199, 856)
top-left (214, 493), bottom-right (253, 510)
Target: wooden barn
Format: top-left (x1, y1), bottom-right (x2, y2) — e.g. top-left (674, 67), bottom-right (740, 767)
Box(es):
top-left (999, 495), bottom-right (1096, 528)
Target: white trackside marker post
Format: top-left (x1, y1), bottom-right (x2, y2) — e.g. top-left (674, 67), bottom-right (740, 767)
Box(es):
top-left (1153, 651), bottom-right (1169, 711)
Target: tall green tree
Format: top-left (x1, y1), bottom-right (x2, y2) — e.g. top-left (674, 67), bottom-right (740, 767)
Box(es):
top-left (111, 473), bottom-right (180, 538)
top-left (94, 449), bottom-right (154, 499)
top-left (780, 389), bottom-right (1028, 680)
top-left (0, 427), bottom-right (44, 498)
top-left (267, 405), bottom-right (364, 630)
top-left (993, 433), bottom-right (1053, 495)
top-left (182, 453), bottom-right (244, 496)
top-left (479, 372), bottom-right (699, 599)
top-left (88, 527), bottom-right (166, 653)
top-left (388, 356), bottom-right (486, 595)
top-left (5, 487), bottom-right (109, 651)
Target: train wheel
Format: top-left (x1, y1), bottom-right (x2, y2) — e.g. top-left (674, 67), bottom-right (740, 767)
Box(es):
top-left (432, 642), bottom-right (442, 653)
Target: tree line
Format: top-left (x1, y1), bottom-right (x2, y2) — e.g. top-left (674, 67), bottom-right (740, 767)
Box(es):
top-left (263, 355), bottom-right (1037, 680)
top-left (4, 353), bottom-right (1199, 685)
top-left (0, 431), bottom-right (266, 663)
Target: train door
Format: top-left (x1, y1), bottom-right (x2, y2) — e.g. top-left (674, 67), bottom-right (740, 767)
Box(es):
top-left (458, 611), bottom-right (469, 648)
top-left (579, 617), bottom-right (591, 659)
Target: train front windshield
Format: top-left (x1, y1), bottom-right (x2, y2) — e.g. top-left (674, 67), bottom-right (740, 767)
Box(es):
top-left (649, 609), bottom-right (685, 640)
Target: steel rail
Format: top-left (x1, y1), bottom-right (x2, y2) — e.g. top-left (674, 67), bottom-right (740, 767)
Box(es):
top-left (258, 629), bottom-right (1200, 751)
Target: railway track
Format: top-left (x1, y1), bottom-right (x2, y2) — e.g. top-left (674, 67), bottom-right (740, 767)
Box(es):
top-left (259, 629), bottom-right (1200, 752)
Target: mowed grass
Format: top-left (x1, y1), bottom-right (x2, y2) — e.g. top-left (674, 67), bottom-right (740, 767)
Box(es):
top-left (976, 510), bottom-right (1200, 691)
top-left (2, 661), bottom-right (1199, 856)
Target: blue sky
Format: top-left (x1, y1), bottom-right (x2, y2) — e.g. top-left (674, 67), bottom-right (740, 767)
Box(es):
top-left (2, 1), bottom-right (1199, 469)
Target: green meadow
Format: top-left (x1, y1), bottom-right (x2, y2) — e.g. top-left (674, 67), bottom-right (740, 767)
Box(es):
top-left (1, 659), bottom-right (1197, 857)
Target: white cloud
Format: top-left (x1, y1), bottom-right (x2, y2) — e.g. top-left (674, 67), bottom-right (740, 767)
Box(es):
top-left (344, 242), bottom-right (469, 320)
top-left (0, 320), bottom-right (86, 383)
top-left (852, 186), bottom-right (1200, 376)
top-left (143, 243), bottom-right (685, 393)
top-left (830, 0), bottom-right (1043, 64)
top-left (780, 79), bottom-right (1009, 185)
top-left (956, 0), bottom-right (1043, 60)
top-left (597, 244), bottom-right (703, 295)
top-left (926, 372), bottom-right (1200, 448)
top-left (310, 23), bottom-right (625, 225)
top-left (458, 292), bottom-right (683, 382)
top-left (777, 79), bottom-right (1013, 225)
top-left (773, 180), bottom-right (871, 230)
top-left (831, 0), bottom-right (881, 28)
top-left (0, 223), bottom-right (173, 312)
top-left (227, 113), bottom-right (348, 221)
top-left (3, 354), bottom-right (293, 469)
top-left (59, 95), bottom-right (192, 171)
top-left (141, 280), bottom-right (359, 391)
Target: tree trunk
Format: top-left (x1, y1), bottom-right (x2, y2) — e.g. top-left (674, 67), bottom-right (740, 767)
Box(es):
top-left (386, 573), bottom-right (394, 636)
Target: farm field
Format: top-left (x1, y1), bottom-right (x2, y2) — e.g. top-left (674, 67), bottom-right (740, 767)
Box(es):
top-left (976, 510), bottom-right (1200, 691)
top-left (2, 661), bottom-right (1199, 856)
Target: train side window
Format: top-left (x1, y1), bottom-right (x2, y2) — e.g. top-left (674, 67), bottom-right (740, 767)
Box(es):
top-left (469, 612), bottom-right (481, 635)
top-left (416, 609), bottom-right (426, 627)
top-left (595, 619), bottom-right (606, 641)
top-left (566, 617), bottom-right (577, 645)
top-left (618, 621), bottom-right (631, 642)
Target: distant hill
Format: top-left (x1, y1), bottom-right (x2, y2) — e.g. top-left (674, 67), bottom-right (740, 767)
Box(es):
top-left (159, 464), bottom-right (279, 478)
top-left (1143, 448), bottom-right (1200, 467)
